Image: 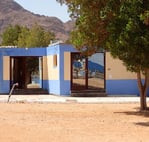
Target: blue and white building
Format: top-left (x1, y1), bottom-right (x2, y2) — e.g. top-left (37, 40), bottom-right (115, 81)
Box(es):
top-left (0, 43), bottom-right (148, 96)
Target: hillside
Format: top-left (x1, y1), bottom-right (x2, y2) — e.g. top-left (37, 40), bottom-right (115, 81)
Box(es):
top-left (0, 0), bottom-right (75, 42)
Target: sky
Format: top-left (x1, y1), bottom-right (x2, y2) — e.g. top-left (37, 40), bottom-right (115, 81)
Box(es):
top-left (14, 0), bottom-right (71, 22)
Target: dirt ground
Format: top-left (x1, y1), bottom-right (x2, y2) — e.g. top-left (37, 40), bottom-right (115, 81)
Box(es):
top-left (0, 103), bottom-right (148, 142)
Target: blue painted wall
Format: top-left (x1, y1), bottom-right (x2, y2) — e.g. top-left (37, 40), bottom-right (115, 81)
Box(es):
top-left (0, 81), bottom-right (10, 94)
top-left (1, 45), bottom-right (148, 96)
top-left (0, 47), bottom-right (46, 56)
top-left (59, 44), bottom-right (77, 95)
top-left (42, 80), bottom-right (49, 91)
top-left (45, 44), bottom-right (61, 95)
top-left (106, 79), bottom-right (139, 96)
top-left (0, 54), bottom-right (3, 93)
top-left (50, 80), bottom-right (61, 95)
top-left (0, 46), bottom-right (71, 94)
top-left (106, 79), bottom-right (149, 96)
top-left (0, 53), bottom-right (10, 93)
top-left (45, 43), bottom-right (77, 96)
top-left (0, 47), bottom-right (47, 94)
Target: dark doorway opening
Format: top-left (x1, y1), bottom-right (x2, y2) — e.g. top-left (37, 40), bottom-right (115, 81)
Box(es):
top-left (10, 56), bottom-right (43, 89)
top-left (71, 52), bottom-right (105, 92)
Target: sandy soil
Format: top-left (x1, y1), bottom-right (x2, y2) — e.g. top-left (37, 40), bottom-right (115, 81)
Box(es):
top-left (0, 103), bottom-right (149, 142)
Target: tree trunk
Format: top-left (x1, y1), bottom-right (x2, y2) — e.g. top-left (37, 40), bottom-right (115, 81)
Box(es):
top-left (137, 69), bottom-right (149, 111)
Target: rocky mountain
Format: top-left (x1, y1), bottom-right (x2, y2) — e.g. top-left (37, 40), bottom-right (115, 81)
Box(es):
top-left (0, 0), bottom-right (75, 42)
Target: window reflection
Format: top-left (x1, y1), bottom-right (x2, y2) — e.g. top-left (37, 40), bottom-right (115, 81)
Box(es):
top-left (88, 53), bottom-right (104, 89)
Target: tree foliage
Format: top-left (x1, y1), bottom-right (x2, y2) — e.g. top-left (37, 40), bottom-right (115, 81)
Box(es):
top-left (140, 10), bottom-right (149, 25)
top-left (17, 26), bottom-right (30, 47)
top-left (1, 24), bottom-right (55, 86)
top-left (58, 0), bottom-right (149, 110)
top-left (57, 0), bottom-right (111, 56)
top-left (1, 24), bottom-right (55, 47)
top-left (1, 25), bottom-right (21, 46)
top-left (107, 0), bottom-right (149, 110)
top-left (107, 0), bottom-right (149, 71)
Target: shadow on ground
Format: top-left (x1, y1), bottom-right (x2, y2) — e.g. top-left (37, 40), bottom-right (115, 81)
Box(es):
top-left (135, 122), bottom-right (149, 127)
top-left (114, 107), bottom-right (149, 127)
top-left (115, 107), bottom-right (149, 116)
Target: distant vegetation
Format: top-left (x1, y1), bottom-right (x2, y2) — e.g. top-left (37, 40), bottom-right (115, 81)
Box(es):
top-left (1, 24), bottom-right (55, 47)
top-left (58, 0), bottom-right (149, 111)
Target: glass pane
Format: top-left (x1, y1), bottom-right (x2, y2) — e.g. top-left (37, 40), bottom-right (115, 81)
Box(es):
top-left (88, 53), bottom-right (104, 89)
top-left (72, 54), bottom-right (86, 89)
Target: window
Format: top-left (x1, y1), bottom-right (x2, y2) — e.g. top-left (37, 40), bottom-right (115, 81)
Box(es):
top-left (53, 54), bottom-right (57, 67)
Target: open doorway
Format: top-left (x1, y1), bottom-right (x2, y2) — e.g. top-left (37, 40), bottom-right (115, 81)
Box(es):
top-left (71, 52), bottom-right (105, 91)
top-left (10, 56), bottom-right (43, 89)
